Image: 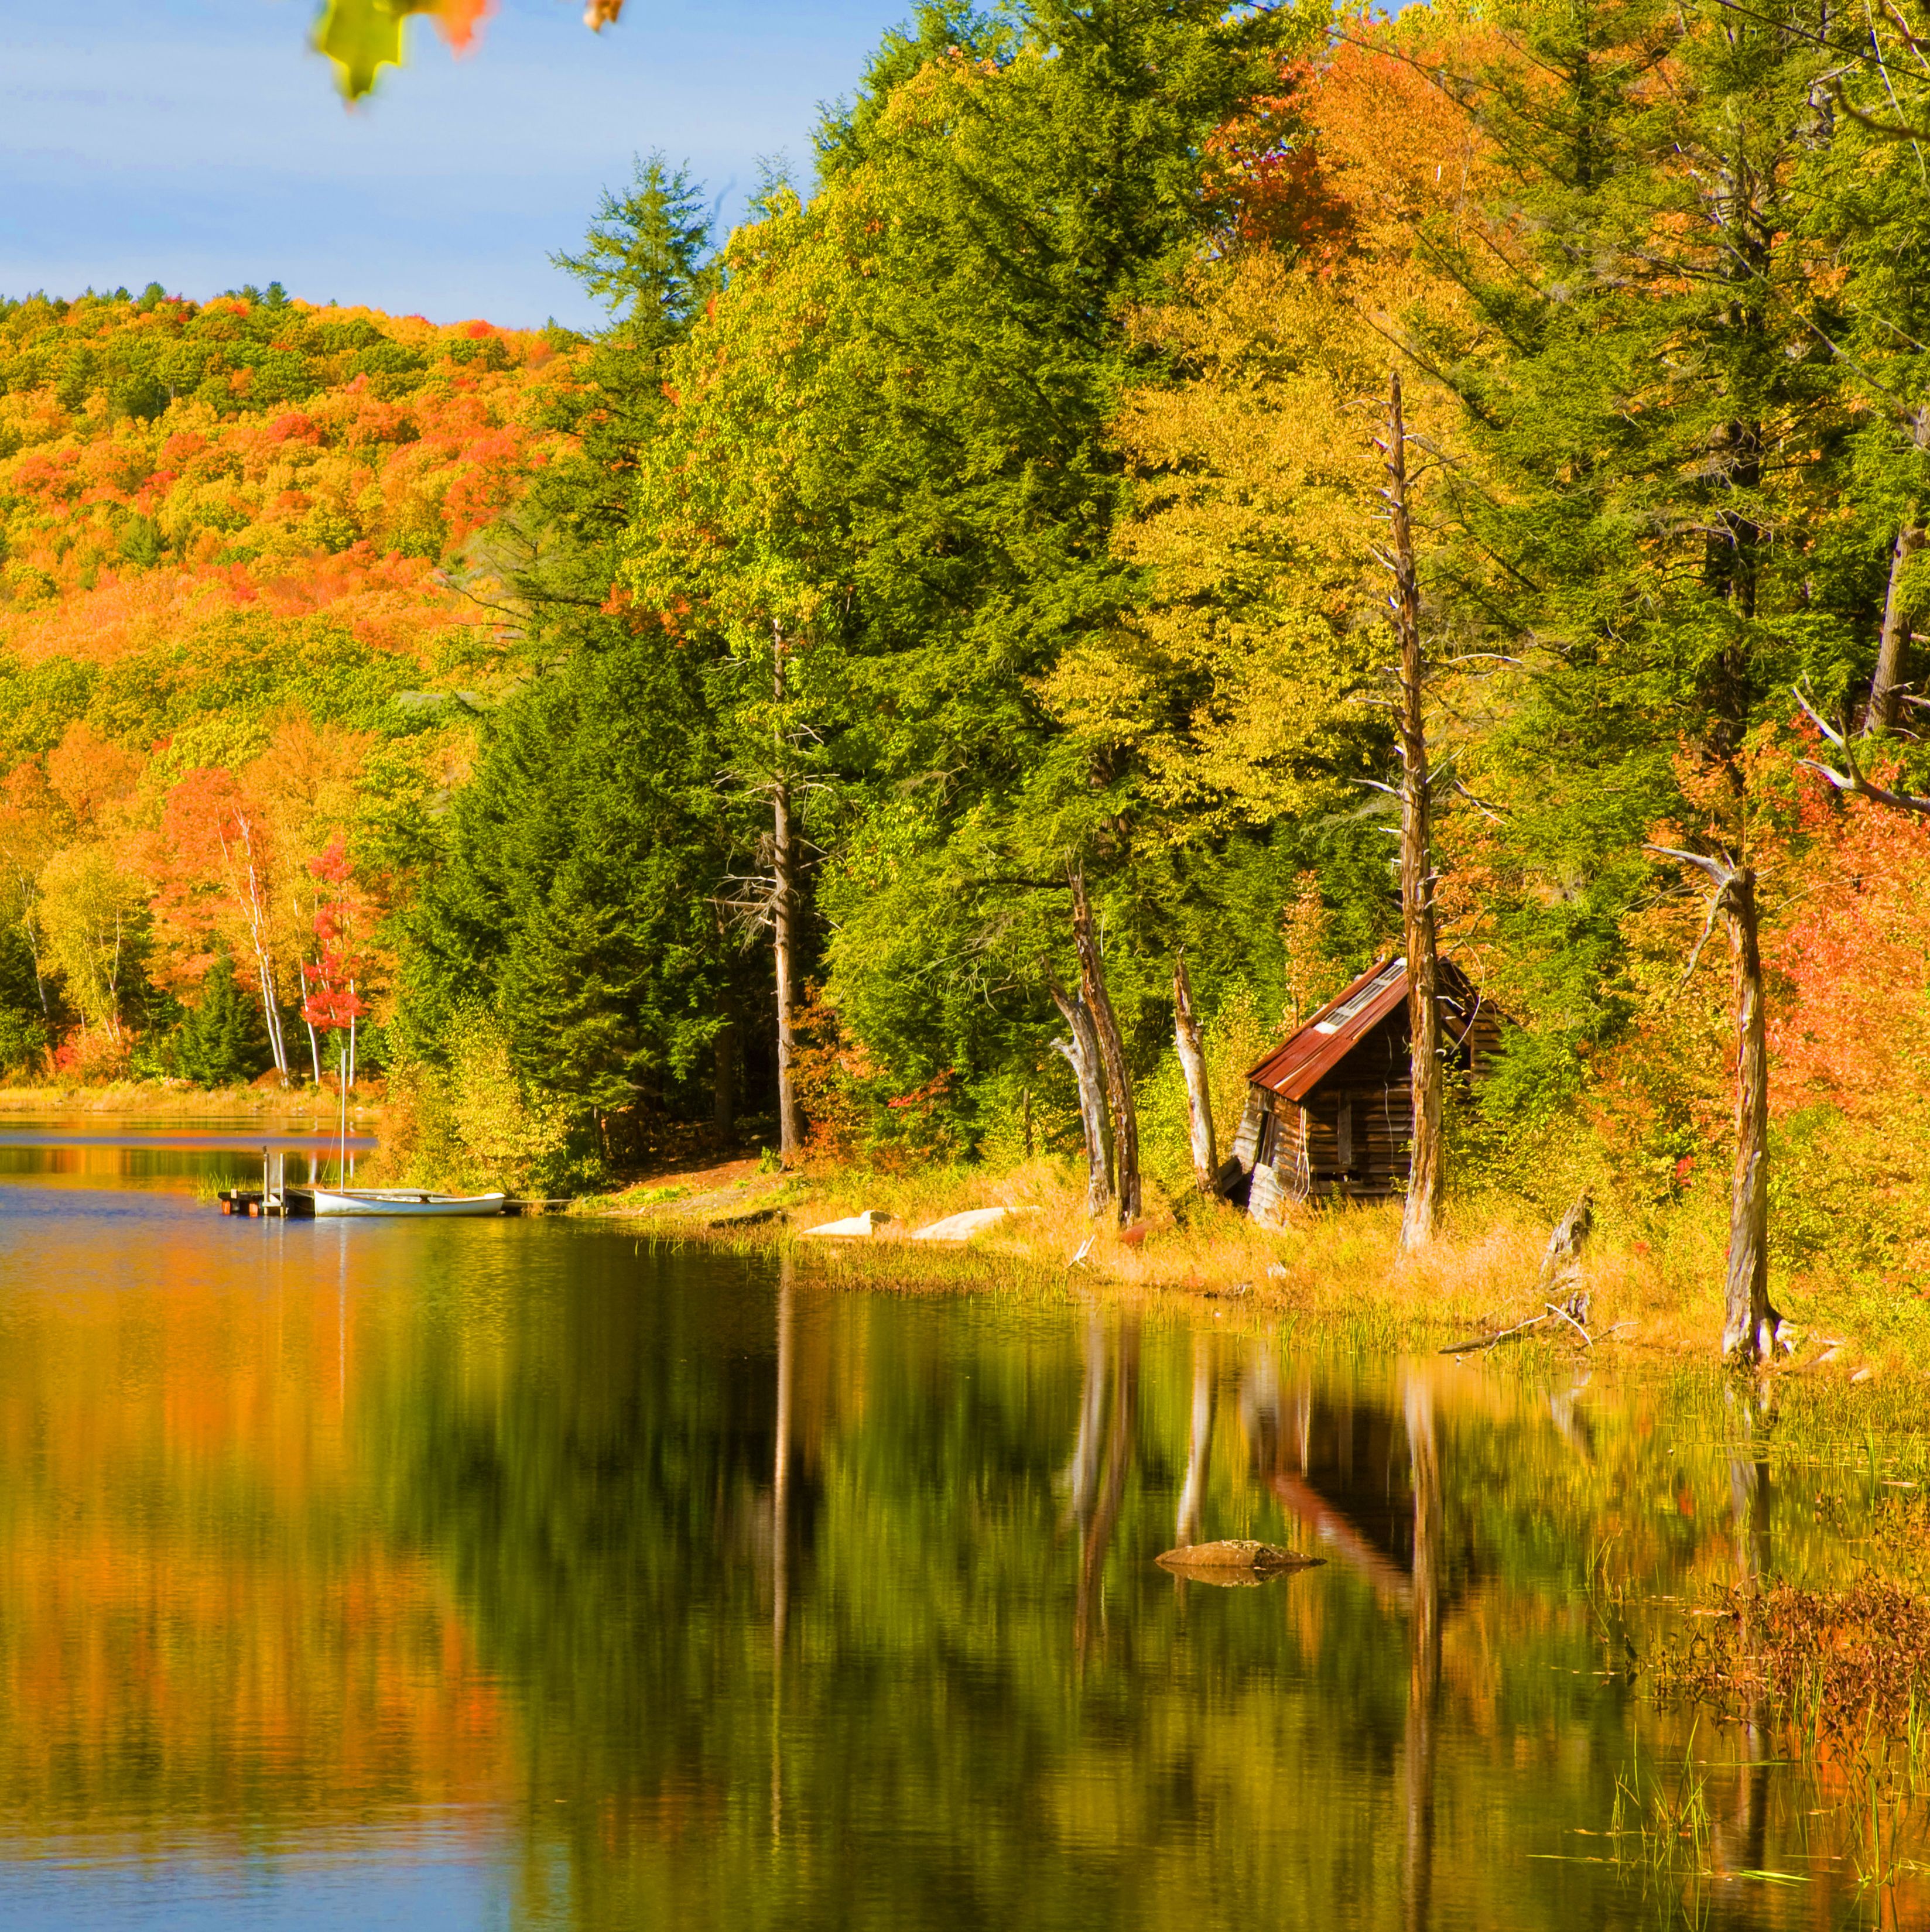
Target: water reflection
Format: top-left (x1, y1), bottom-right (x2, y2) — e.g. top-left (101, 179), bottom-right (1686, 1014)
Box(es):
top-left (0, 1154), bottom-right (1912, 1930)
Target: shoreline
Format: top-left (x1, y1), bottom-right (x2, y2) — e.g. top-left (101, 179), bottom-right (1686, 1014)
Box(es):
top-left (2, 1090), bottom-right (1904, 1382)
top-left (575, 1155), bottom-right (1902, 1383)
top-left (0, 1083), bottom-right (376, 1123)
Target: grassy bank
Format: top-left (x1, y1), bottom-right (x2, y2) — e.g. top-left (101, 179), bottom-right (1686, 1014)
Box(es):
top-left (580, 1155), bottom-right (1914, 1380)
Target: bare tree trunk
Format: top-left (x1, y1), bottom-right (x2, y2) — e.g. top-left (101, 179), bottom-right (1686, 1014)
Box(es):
top-left (1173, 955), bottom-right (1220, 1197)
top-left (1070, 866), bottom-right (1139, 1225)
top-left (1648, 848), bottom-right (1781, 1365)
top-left (1866, 512), bottom-right (1924, 735)
top-left (1385, 371), bottom-right (1443, 1252)
top-left (772, 628), bottom-right (803, 1167)
top-left (1050, 981), bottom-right (1113, 1221)
top-left (1721, 867), bottom-right (1774, 1364)
top-left (20, 890), bottom-right (49, 1018)
top-left (1536, 1190), bottom-right (1594, 1315)
top-left (228, 814), bottom-right (288, 1083)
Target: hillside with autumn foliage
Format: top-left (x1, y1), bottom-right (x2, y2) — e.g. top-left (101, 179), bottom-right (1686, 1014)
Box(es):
top-left (0, 285), bottom-right (582, 1084)
top-left (8, 1), bottom-right (1930, 1351)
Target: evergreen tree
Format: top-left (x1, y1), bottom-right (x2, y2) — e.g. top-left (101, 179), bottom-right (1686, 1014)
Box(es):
top-left (627, 1), bottom-right (1308, 1143)
top-left (1433, 0), bottom-right (1863, 1050)
top-left (167, 954), bottom-right (270, 1089)
top-left (402, 158), bottom-right (751, 1158)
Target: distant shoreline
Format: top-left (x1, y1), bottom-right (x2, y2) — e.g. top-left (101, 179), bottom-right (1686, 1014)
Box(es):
top-left (0, 1083), bottom-right (372, 1123)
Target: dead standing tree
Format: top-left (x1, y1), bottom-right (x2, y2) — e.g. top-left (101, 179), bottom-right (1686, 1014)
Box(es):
top-left (1867, 514), bottom-right (1926, 735)
top-left (1047, 868), bottom-right (1141, 1227)
top-left (1796, 687), bottom-right (1930, 820)
top-left (1376, 371), bottom-right (1445, 1253)
top-left (717, 619), bottom-right (810, 1167)
top-left (1050, 981), bottom-right (1113, 1221)
top-left (1070, 866), bottom-right (1141, 1227)
top-left (1172, 954), bottom-right (1220, 1198)
top-left (1862, 406), bottom-right (1929, 735)
top-left (771, 622), bottom-right (803, 1166)
top-left (1647, 846), bottom-right (1780, 1366)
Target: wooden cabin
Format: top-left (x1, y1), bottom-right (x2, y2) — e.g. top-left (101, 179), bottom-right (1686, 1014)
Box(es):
top-left (1230, 957), bottom-right (1503, 1224)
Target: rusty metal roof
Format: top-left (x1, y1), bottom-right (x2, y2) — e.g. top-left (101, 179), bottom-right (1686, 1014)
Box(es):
top-left (1245, 958), bottom-right (1409, 1103)
top-left (1245, 957), bottom-right (1486, 1104)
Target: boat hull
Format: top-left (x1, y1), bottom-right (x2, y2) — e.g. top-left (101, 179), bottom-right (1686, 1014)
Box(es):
top-left (301, 1188), bottom-right (507, 1219)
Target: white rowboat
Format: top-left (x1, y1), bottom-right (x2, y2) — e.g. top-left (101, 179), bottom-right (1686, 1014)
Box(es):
top-left (306, 1188), bottom-right (507, 1219)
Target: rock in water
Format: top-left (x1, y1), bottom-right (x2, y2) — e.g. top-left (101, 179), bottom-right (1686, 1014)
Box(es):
top-left (1155, 1540), bottom-right (1323, 1585)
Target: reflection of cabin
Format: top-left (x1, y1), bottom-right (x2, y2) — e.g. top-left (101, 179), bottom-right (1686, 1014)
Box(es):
top-left (1231, 957), bottom-right (1501, 1223)
top-left (1244, 1380), bottom-right (1469, 1611)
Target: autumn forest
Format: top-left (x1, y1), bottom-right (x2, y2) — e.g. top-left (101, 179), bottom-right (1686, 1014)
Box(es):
top-left (6, 0), bottom-right (1930, 1340)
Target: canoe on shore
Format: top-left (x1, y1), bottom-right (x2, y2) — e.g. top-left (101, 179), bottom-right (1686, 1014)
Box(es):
top-left (291, 1188), bottom-right (508, 1219)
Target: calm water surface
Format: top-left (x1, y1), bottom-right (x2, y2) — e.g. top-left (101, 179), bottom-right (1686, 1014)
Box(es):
top-left (0, 1135), bottom-right (1911, 1928)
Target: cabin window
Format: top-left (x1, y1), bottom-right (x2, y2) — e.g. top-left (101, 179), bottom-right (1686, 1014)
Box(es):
top-left (1312, 957), bottom-right (1407, 1035)
top-left (1255, 1094), bottom-right (1278, 1170)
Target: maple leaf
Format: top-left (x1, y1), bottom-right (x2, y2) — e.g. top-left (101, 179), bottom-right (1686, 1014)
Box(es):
top-left (427, 0), bottom-right (495, 53)
top-left (314, 0), bottom-right (470, 101)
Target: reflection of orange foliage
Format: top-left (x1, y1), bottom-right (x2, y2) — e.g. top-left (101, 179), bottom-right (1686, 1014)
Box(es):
top-left (0, 1264), bottom-right (514, 1835)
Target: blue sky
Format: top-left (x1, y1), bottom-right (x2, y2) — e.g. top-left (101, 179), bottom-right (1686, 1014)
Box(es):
top-left (1, 0), bottom-right (915, 328)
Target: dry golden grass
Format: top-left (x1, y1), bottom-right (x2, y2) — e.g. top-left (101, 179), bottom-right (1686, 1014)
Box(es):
top-left (591, 1154), bottom-right (1782, 1362)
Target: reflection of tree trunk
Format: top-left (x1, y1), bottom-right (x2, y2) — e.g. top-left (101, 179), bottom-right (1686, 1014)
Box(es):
top-left (772, 1254), bottom-right (793, 1844)
top-left (774, 1258), bottom-right (794, 1647)
top-left (1065, 1311), bottom-right (1108, 1524)
top-left (1721, 1440), bottom-right (1774, 1882)
top-left (1404, 1373), bottom-right (1441, 1932)
top-left (1051, 985), bottom-right (1113, 1221)
top-left (1070, 866), bottom-right (1139, 1225)
top-left (1173, 956), bottom-right (1220, 1197)
top-left (1236, 1349), bottom-right (1282, 1477)
top-left (1075, 1322), bottom-right (1138, 1666)
top-left (1175, 1334), bottom-right (1215, 1548)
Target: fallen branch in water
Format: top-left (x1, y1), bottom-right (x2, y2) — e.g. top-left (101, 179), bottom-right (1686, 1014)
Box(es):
top-left (1442, 1308), bottom-right (1556, 1354)
top-left (1442, 1296), bottom-right (1599, 1356)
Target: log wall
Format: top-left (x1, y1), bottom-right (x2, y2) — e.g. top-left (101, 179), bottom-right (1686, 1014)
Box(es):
top-left (1241, 979), bottom-right (1503, 1214)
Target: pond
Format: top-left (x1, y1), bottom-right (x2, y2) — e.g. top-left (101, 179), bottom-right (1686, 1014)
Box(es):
top-left (0, 1133), bottom-right (1917, 1929)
